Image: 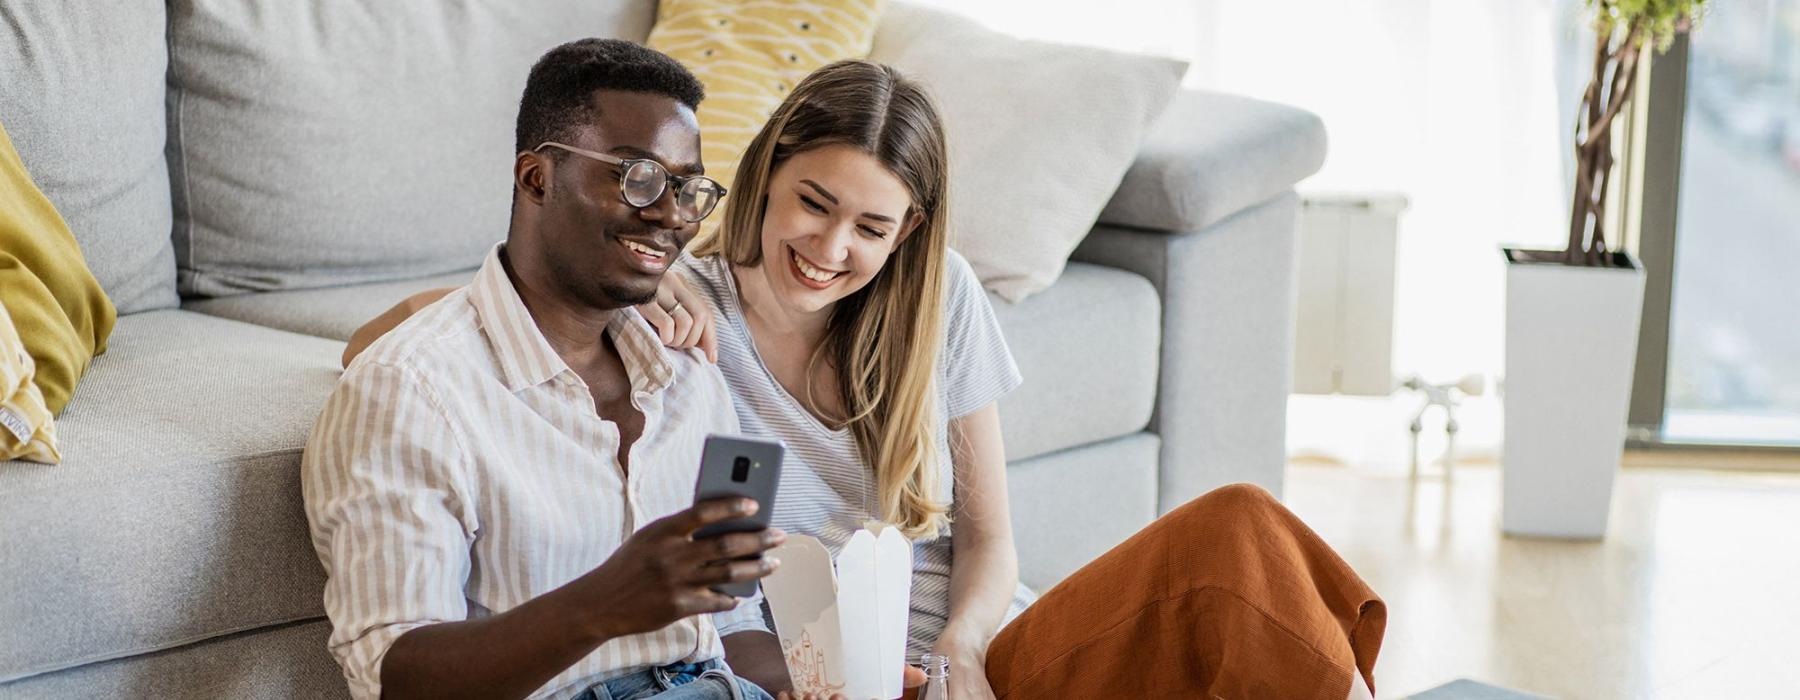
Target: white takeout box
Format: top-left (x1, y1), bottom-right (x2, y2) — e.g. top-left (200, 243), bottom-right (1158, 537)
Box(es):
top-left (762, 526), bottom-right (913, 700)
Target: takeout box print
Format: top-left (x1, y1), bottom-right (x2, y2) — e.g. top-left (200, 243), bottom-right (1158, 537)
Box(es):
top-left (762, 526), bottom-right (913, 700)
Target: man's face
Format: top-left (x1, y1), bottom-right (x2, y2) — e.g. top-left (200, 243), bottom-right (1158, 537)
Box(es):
top-left (528, 90), bottom-right (703, 309)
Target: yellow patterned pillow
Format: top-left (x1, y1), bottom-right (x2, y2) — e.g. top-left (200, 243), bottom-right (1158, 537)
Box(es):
top-left (1, 119), bottom-right (116, 418)
top-left (647, 0), bottom-right (885, 235)
top-left (1, 301), bottom-right (59, 463)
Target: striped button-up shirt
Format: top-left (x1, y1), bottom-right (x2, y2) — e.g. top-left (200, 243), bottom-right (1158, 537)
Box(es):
top-left (302, 244), bottom-right (744, 700)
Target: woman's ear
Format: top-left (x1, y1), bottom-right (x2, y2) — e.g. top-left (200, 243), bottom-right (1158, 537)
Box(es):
top-left (514, 151), bottom-right (550, 205)
top-left (895, 209), bottom-right (926, 246)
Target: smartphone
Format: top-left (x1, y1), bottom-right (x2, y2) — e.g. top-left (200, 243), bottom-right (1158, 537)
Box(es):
top-left (692, 434), bottom-right (784, 597)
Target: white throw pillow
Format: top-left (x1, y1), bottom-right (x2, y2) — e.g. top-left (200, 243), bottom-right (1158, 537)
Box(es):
top-left (869, 3), bottom-right (1187, 302)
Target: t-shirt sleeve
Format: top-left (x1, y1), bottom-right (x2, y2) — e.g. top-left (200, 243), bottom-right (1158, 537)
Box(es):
top-left (673, 252), bottom-right (732, 324)
top-left (672, 249), bottom-right (705, 288)
top-left (940, 250), bottom-right (1023, 419)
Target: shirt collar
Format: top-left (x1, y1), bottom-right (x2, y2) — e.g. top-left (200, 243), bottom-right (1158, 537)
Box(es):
top-left (469, 243), bottom-right (677, 395)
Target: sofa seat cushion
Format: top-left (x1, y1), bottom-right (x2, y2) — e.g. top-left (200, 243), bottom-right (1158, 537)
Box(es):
top-left (0, 619), bottom-right (344, 699)
top-left (992, 262), bottom-right (1159, 462)
top-left (0, 311), bottom-right (342, 683)
top-left (1007, 433), bottom-right (1159, 589)
top-left (183, 269), bottom-right (476, 342)
top-left (1097, 89), bottom-right (1327, 233)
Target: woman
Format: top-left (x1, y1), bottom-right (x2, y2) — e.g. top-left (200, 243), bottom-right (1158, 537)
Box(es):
top-left (347, 60), bottom-right (1383, 700)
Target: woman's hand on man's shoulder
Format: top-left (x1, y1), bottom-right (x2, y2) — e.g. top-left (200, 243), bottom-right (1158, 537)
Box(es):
top-left (638, 269), bottom-right (718, 363)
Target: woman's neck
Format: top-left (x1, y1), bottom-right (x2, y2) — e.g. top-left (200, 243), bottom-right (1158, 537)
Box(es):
top-left (732, 260), bottom-right (833, 347)
top-left (730, 258), bottom-right (849, 427)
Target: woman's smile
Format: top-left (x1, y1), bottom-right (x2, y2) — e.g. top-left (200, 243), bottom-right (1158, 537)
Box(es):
top-left (786, 245), bottom-right (846, 289)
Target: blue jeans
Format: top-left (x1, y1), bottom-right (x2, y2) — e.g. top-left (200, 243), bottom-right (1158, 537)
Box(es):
top-left (573, 658), bottom-right (773, 700)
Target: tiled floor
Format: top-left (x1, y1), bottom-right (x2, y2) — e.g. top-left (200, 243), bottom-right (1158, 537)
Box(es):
top-left (1283, 458), bottom-right (1800, 700)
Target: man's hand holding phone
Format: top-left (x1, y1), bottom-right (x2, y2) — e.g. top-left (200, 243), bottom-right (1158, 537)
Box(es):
top-left (693, 435), bottom-right (785, 597)
top-left (570, 497), bottom-right (784, 641)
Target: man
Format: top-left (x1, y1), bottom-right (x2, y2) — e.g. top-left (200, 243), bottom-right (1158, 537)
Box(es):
top-left (303, 39), bottom-right (786, 700)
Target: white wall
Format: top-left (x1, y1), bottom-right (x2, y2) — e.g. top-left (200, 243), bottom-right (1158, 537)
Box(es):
top-left (904, 0), bottom-right (1584, 469)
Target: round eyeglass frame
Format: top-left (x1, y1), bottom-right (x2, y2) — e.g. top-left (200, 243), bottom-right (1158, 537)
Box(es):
top-left (534, 141), bottom-right (726, 222)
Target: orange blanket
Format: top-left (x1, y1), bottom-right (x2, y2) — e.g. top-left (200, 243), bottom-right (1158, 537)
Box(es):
top-left (985, 484), bottom-right (1386, 699)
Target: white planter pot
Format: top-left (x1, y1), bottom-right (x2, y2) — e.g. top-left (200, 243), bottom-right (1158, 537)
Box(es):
top-left (1501, 249), bottom-right (1645, 539)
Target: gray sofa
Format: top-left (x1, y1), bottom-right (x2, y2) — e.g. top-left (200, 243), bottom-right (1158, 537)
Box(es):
top-left (0, 1), bottom-right (1323, 695)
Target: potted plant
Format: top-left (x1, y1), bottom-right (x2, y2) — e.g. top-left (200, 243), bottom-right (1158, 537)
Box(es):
top-left (1502, 0), bottom-right (1705, 538)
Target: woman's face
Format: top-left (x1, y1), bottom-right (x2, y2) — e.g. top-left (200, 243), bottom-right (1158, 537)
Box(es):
top-left (755, 143), bottom-right (920, 316)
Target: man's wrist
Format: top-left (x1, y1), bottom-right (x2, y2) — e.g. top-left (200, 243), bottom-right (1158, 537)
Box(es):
top-left (540, 577), bottom-right (618, 647)
top-left (578, 603), bottom-right (621, 646)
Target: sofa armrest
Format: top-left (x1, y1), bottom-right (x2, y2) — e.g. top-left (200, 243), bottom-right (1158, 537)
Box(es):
top-left (1097, 89), bottom-right (1326, 234)
top-left (1072, 192), bottom-right (1300, 510)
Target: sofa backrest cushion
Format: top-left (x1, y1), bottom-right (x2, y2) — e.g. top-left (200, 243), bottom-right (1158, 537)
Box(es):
top-left (0, 2), bottom-right (178, 314)
top-left (869, 3), bottom-right (1186, 303)
top-left (645, 0), bottom-right (886, 241)
top-left (168, 0), bottom-right (658, 297)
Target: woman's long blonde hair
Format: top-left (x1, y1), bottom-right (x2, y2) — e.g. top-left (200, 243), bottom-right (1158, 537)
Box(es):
top-left (693, 60), bottom-right (952, 540)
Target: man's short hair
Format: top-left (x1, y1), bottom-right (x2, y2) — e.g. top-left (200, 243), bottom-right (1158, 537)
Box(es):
top-left (514, 38), bottom-right (705, 155)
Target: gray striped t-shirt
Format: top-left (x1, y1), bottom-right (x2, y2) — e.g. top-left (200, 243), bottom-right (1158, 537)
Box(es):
top-left (689, 249), bottom-right (1035, 655)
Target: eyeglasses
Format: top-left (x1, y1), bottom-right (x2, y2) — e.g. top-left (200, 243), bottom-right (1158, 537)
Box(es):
top-left (535, 141), bottom-right (727, 223)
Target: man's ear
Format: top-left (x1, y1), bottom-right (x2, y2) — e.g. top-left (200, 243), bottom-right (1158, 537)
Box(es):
top-left (514, 151), bottom-right (550, 206)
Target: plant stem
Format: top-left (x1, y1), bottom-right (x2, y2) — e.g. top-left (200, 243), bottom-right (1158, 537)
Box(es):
top-left (1590, 26), bottom-right (1645, 266)
top-left (1567, 29), bottom-right (1612, 265)
top-left (1582, 24), bottom-right (1645, 153)
top-left (1591, 135), bottom-right (1612, 265)
top-left (1567, 21), bottom-right (1646, 267)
